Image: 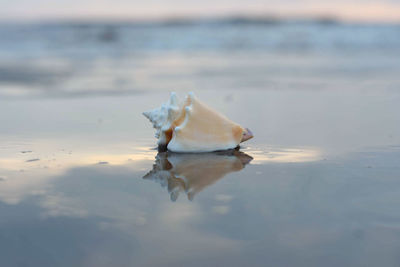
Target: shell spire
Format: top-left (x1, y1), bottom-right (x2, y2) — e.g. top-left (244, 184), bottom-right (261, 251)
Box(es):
top-left (143, 92), bottom-right (253, 152)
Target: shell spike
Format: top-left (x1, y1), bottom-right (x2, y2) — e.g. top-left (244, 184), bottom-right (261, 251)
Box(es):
top-left (142, 111), bottom-right (151, 120)
top-left (169, 92), bottom-right (178, 105)
top-left (186, 92), bottom-right (196, 102)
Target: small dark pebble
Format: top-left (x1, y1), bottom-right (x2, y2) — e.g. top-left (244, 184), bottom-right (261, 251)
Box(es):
top-left (26, 158), bottom-right (40, 162)
top-left (21, 151), bottom-right (32, 154)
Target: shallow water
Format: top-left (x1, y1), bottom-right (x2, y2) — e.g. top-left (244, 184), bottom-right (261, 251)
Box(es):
top-left (1, 89), bottom-right (400, 266)
top-left (1, 20), bottom-right (400, 266)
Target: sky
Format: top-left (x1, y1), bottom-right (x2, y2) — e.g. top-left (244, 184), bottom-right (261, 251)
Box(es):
top-left (0, 0), bottom-right (400, 22)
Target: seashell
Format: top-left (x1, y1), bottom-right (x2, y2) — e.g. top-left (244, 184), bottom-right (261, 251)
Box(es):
top-left (143, 92), bottom-right (253, 152)
top-left (143, 150), bottom-right (253, 201)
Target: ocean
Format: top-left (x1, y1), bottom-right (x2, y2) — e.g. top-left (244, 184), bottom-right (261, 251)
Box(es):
top-left (1, 19), bottom-right (400, 267)
top-left (1, 20), bottom-right (400, 97)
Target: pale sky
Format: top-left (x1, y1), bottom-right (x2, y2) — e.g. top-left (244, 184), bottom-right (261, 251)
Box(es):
top-left (0, 0), bottom-right (399, 22)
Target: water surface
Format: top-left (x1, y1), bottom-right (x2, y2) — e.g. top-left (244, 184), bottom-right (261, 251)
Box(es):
top-left (1, 21), bottom-right (400, 266)
top-left (1, 90), bottom-right (400, 266)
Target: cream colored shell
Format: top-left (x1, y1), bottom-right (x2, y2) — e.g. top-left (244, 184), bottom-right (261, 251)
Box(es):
top-left (143, 92), bottom-right (246, 152)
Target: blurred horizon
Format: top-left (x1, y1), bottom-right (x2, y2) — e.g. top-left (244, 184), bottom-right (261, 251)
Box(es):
top-left (1, 0), bottom-right (400, 23)
top-left (1, 0), bottom-right (400, 99)
top-left (1, 15), bottom-right (400, 26)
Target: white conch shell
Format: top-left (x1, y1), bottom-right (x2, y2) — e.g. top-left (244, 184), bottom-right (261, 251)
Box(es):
top-left (143, 92), bottom-right (253, 153)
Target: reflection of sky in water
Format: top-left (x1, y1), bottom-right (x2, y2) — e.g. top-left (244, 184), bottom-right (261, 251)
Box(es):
top-left (1, 145), bottom-right (400, 266)
top-left (0, 137), bottom-right (320, 204)
top-left (1, 91), bottom-right (400, 266)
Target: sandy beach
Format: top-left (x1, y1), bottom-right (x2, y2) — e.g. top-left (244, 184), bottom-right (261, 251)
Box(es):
top-left (1, 21), bottom-right (400, 266)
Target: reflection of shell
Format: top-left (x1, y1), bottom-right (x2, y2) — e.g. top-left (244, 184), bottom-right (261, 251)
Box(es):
top-left (143, 150), bottom-right (253, 201)
top-left (143, 93), bottom-right (253, 152)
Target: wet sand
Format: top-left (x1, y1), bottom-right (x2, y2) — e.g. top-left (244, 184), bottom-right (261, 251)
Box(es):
top-left (1, 89), bottom-right (400, 266)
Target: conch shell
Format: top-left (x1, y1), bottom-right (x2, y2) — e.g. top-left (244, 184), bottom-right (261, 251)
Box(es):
top-left (143, 93), bottom-right (253, 152)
